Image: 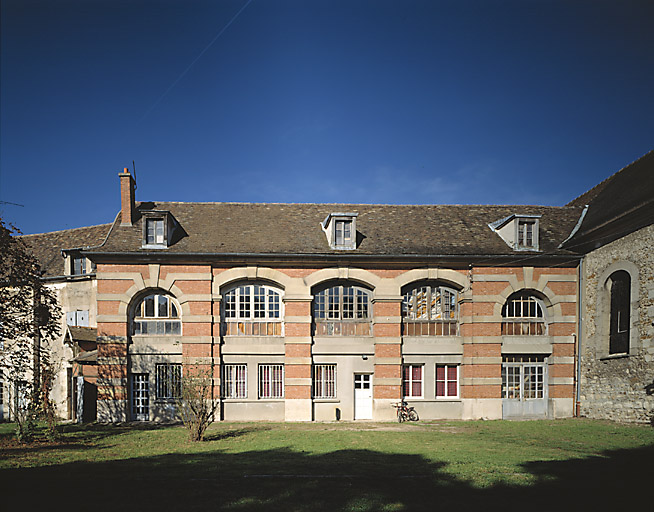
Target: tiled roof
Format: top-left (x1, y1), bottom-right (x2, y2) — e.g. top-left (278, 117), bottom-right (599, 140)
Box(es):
top-left (20, 224), bottom-right (112, 277)
top-left (563, 150), bottom-right (654, 251)
top-left (90, 202), bottom-right (583, 259)
top-left (68, 326), bottom-right (98, 343)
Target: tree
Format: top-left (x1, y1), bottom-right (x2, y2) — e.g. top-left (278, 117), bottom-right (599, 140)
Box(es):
top-left (176, 362), bottom-right (218, 442)
top-left (0, 218), bottom-right (61, 442)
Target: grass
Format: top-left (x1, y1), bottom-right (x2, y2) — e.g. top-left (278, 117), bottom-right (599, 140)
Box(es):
top-left (1, 419), bottom-right (652, 511)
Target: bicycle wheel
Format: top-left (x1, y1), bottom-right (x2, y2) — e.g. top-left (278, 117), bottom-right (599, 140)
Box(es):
top-left (408, 409), bottom-right (419, 422)
top-left (397, 410), bottom-right (403, 423)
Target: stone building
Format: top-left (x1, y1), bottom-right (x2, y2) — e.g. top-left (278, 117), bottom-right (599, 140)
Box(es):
top-left (562, 150), bottom-right (654, 422)
top-left (3, 151), bottom-right (652, 423)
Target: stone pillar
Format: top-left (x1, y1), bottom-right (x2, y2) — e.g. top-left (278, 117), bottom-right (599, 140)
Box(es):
top-left (97, 332), bottom-right (129, 422)
top-left (372, 297), bottom-right (403, 420)
top-left (283, 296), bottom-right (313, 421)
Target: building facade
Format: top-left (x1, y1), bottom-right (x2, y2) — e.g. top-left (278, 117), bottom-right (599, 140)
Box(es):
top-left (5, 151), bottom-right (652, 424)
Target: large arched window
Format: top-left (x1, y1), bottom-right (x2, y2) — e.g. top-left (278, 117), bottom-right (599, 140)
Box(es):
top-left (313, 283), bottom-right (372, 336)
top-left (501, 292), bottom-right (546, 336)
top-left (223, 283), bottom-right (283, 336)
top-left (132, 292), bottom-right (181, 335)
top-left (402, 283), bottom-right (458, 336)
top-left (608, 270), bottom-right (630, 354)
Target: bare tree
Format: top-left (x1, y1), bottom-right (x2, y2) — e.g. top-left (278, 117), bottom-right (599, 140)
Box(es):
top-left (176, 362), bottom-right (218, 442)
top-left (0, 219), bottom-right (61, 442)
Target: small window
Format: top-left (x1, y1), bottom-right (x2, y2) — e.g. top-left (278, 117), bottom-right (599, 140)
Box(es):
top-left (501, 292), bottom-right (546, 335)
top-left (517, 220), bottom-right (536, 249)
top-left (402, 284), bottom-right (458, 336)
top-left (145, 218), bottom-right (165, 246)
top-left (223, 283), bottom-right (283, 336)
top-left (608, 270), bottom-right (630, 355)
top-left (222, 364), bottom-right (247, 399)
top-left (258, 364), bottom-right (284, 399)
top-left (403, 365), bottom-right (423, 398)
top-left (133, 293), bottom-right (181, 335)
top-left (321, 212), bottom-right (358, 250)
top-left (155, 363), bottom-right (181, 400)
top-left (313, 283), bottom-right (372, 336)
top-left (313, 364), bottom-right (337, 399)
top-left (435, 365), bottom-right (458, 398)
top-left (71, 255), bottom-right (86, 275)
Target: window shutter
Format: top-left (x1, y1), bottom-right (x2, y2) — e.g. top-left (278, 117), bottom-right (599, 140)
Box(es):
top-left (77, 310), bottom-right (89, 327)
top-left (66, 312), bottom-right (76, 326)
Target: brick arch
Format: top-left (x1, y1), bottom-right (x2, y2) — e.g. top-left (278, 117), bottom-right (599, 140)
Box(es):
top-left (493, 283), bottom-right (559, 319)
top-left (303, 268), bottom-right (381, 291)
top-left (126, 287), bottom-right (184, 317)
top-left (212, 267), bottom-right (294, 295)
top-left (394, 269), bottom-right (468, 294)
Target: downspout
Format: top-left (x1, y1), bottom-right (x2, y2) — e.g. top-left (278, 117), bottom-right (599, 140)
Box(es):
top-left (575, 256), bottom-right (584, 417)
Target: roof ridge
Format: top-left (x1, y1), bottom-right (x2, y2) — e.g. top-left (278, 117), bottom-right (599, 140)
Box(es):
top-left (141, 201), bottom-right (576, 209)
top-left (19, 223), bottom-right (113, 237)
top-left (566, 149), bottom-right (654, 206)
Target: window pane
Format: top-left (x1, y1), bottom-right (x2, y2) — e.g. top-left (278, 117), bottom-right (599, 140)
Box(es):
top-left (144, 296), bottom-right (155, 317)
top-left (158, 295), bottom-right (168, 318)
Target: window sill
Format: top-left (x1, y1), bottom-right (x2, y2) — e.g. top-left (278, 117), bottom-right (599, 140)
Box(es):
top-left (313, 398), bottom-right (339, 403)
top-left (141, 244), bottom-right (168, 250)
top-left (599, 353), bottom-right (630, 361)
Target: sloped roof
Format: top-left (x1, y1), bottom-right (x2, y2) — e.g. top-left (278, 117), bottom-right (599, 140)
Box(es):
top-left (20, 224), bottom-right (112, 277)
top-left (562, 150), bottom-right (654, 252)
top-left (68, 326), bottom-right (98, 343)
top-left (89, 202), bottom-right (583, 259)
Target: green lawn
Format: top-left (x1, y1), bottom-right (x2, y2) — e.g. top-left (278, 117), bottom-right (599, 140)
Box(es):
top-left (1, 419), bottom-right (652, 511)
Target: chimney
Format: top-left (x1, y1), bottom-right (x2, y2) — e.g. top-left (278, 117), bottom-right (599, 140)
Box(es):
top-left (119, 167), bottom-right (136, 226)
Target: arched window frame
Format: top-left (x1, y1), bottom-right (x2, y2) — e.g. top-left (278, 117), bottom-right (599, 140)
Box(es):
top-left (313, 282), bottom-right (372, 336)
top-left (501, 292), bottom-right (547, 336)
top-left (607, 270), bottom-right (631, 355)
top-left (132, 292), bottom-right (181, 335)
top-left (401, 282), bottom-right (459, 336)
top-left (222, 283), bottom-right (283, 336)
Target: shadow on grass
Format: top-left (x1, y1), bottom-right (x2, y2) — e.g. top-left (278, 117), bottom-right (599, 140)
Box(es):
top-left (204, 425), bottom-right (271, 442)
top-left (1, 430), bottom-right (651, 511)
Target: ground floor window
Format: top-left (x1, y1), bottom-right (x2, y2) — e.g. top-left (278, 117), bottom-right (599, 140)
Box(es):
top-left (259, 364), bottom-right (284, 399)
top-left (313, 364), bottom-right (337, 399)
top-left (155, 363), bottom-right (181, 400)
top-left (502, 355), bottom-right (546, 400)
top-left (403, 365), bottom-right (423, 398)
top-left (436, 365), bottom-right (458, 398)
top-left (222, 364), bottom-right (247, 399)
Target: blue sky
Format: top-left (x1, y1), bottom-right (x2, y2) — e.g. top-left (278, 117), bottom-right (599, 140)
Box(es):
top-left (1, 0), bottom-right (653, 234)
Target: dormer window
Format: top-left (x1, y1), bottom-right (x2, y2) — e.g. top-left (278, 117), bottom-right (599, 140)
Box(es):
top-left (321, 212), bottom-right (358, 250)
top-left (71, 254), bottom-right (86, 275)
top-left (517, 219), bottom-right (536, 249)
top-left (141, 210), bottom-right (177, 248)
top-left (146, 218), bottom-right (165, 245)
top-left (489, 214), bottom-right (540, 251)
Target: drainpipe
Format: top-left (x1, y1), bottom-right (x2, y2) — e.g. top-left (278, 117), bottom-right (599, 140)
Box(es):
top-left (575, 257), bottom-right (584, 417)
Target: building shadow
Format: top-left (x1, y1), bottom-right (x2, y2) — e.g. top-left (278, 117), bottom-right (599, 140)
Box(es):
top-left (1, 434), bottom-right (652, 511)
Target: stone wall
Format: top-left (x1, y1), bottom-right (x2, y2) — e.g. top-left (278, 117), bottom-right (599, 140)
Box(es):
top-left (580, 223), bottom-right (654, 422)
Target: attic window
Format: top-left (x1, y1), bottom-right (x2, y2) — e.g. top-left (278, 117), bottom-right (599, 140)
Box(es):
top-left (71, 254), bottom-right (86, 275)
top-left (321, 213), bottom-right (358, 250)
top-left (488, 214), bottom-right (540, 252)
top-left (141, 211), bottom-right (175, 248)
top-left (146, 218), bottom-right (165, 245)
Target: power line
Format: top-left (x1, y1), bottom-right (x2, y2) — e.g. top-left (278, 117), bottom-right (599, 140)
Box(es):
top-left (139, 0), bottom-right (254, 123)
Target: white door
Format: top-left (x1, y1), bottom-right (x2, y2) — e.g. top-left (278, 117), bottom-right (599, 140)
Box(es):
top-left (131, 373), bottom-right (149, 421)
top-left (354, 374), bottom-right (372, 420)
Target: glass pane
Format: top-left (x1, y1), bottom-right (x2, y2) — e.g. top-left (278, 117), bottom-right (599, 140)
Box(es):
top-left (144, 296), bottom-right (155, 317)
top-left (158, 295), bottom-right (168, 317)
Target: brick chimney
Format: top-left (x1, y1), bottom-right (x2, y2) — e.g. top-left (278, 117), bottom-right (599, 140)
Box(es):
top-left (119, 168), bottom-right (136, 226)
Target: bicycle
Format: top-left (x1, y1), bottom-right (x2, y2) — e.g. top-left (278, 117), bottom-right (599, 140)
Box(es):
top-left (392, 400), bottom-right (419, 422)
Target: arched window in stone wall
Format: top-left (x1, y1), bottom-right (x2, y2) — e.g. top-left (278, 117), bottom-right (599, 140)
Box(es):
top-left (132, 292), bottom-right (181, 335)
top-left (313, 282), bottom-right (372, 336)
top-left (222, 283), bottom-right (283, 336)
top-left (401, 282), bottom-right (459, 336)
top-left (608, 270), bottom-right (631, 355)
top-left (501, 292), bottom-right (546, 336)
